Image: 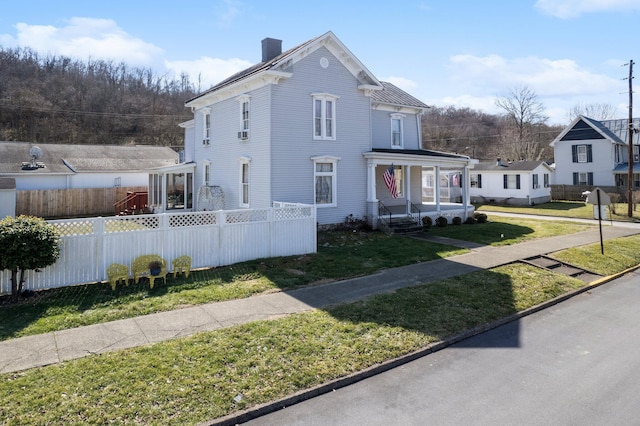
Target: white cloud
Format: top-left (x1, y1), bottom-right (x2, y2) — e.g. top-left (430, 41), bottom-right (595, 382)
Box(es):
top-left (384, 76), bottom-right (418, 91)
top-left (215, 0), bottom-right (245, 28)
top-left (164, 57), bottom-right (253, 90)
top-left (535, 0), bottom-right (640, 18)
top-left (0, 17), bottom-right (163, 66)
top-left (448, 54), bottom-right (620, 96)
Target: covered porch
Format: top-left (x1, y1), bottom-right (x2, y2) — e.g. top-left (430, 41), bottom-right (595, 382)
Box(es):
top-left (363, 149), bottom-right (477, 230)
top-left (148, 163), bottom-right (196, 213)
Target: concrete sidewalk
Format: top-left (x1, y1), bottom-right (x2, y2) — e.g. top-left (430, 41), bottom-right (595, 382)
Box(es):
top-left (1, 224), bottom-right (638, 374)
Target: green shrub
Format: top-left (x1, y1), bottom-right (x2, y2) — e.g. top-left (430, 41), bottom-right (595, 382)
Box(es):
top-left (421, 216), bottom-right (433, 229)
top-left (474, 212), bottom-right (488, 223)
top-left (465, 216), bottom-right (477, 224)
top-left (435, 216), bottom-right (448, 227)
top-left (452, 216), bottom-right (462, 225)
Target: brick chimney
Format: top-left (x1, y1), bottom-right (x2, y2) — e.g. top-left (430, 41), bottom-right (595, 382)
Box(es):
top-left (262, 38), bottom-right (282, 62)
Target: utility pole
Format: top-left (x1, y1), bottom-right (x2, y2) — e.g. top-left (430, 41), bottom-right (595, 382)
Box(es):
top-left (626, 60), bottom-right (635, 218)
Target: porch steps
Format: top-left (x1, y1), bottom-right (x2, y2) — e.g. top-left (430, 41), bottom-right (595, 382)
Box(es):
top-left (521, 255), bottom-right (602, 283)
top-left (387, 216), bottom-right (422, 234)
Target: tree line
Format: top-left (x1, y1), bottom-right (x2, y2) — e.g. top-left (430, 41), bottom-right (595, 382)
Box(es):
top-left (0, 47), bottom-right (617, 161)
top-left (0, 46), bottom-right (196, 147)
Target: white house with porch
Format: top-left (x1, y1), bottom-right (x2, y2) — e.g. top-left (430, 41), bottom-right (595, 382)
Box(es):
top-left (161, 31), bottom-right (475, 229)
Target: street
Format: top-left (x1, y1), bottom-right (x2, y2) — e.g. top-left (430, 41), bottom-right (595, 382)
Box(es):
top-left (245, 271), bottom-right (640, 425)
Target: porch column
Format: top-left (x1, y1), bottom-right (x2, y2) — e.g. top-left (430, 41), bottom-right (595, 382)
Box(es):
top-left (404, 165), bottom-right (411, 214)
top-left (434, 165), bottom-right (441, 215)
top-left (462, 166), bottom-right (470, 218)
top-left (366, 161), bottom-right (379, 229)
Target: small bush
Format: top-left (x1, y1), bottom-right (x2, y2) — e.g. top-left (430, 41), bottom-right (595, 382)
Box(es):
top-left (452, 216), bottom-right (462, 225)
top-left (435, 216), bottom-right (448, 227)
top-left (474, 212), bottom-right (488, 223)
top-left (421, 216), bottom-right (433, 229)
top-left (465, 216), bottom-right (477, 224)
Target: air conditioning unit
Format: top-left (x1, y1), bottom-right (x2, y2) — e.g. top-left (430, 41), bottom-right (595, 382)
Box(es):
top-left (202, 138), bottom-right (210, 146)
top-left (238, 131), bottom-right (249, 140)
top-left (634, 154), bottom-right (639, 162)
top-left (533, 184), bottom-right (539, 189)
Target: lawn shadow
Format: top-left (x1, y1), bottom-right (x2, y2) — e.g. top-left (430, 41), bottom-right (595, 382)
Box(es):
top-left (428, 221), bottom-right (535, 246)
top-left (284, 260), bottom-right (521, 348)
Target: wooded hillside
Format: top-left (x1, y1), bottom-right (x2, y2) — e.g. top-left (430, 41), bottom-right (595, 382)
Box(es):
top-left (0, 46), bottom-right (562, 160)
top-left (0, 47), bottom-right (196, 148)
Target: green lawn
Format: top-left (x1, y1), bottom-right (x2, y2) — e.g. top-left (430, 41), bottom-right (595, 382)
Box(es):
top-left (476, 201), bottom-right (640, 222)
top-left (1, 216), bottom-right (639, 424)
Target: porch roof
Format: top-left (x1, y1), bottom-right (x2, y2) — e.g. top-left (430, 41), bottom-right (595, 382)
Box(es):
top-left (613, 163), bottom-right (640, 173)
top-left (148, 162), bottom-right (196, 174)
top-left (364, 148), bottom-right (477, 167)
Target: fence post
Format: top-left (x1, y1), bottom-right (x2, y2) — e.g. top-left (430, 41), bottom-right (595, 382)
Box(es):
top-left (161, 213), bottom-right (170, 260)
top-left (95, 216), bottom-right (105, 282)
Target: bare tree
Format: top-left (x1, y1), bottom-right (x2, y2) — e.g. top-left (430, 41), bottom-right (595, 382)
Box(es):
top-left (495, 85), bottom-right (549, 161)
top-left (567, 102), bottom-right (617, 122)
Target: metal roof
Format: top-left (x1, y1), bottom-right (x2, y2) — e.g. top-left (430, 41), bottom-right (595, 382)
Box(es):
top-left (0, 142), bottom-right (178, 174)
top-left (371, 81), bottom-right (429, 109)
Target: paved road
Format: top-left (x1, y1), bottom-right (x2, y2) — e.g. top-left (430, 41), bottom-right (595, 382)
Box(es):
top-left (245, 271), bottom-right (640, 426)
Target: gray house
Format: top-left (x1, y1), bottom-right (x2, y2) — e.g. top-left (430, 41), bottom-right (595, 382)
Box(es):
top-left (172, 31), bottom-right (475, 228)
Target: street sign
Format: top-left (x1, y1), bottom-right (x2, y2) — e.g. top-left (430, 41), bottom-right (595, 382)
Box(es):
top-left (585, 187), bottom-right (611, 206)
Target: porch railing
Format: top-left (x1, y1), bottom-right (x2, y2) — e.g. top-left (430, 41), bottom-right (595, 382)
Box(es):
top-left (378, 201), bottom-right (392, 227)
top-left (407, 200), bottom-right (422, 225)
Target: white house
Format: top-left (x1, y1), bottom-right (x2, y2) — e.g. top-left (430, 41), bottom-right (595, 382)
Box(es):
top-left (163, 31), bottom-right (476, 229)
top-left (550, 115), bottom-right (640, 189)
top-left (469, 160), bottom-right (553, 205)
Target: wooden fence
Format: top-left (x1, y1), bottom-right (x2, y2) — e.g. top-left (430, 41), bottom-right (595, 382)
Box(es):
top-left (0, 204), bottom-right (317, 295)
top-left (16, 186), bottom-right (147, 218)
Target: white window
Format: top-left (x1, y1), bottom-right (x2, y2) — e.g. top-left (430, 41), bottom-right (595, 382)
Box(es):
top-left (239, 157), bottom-right (251, 207)
top-left (202, 108), bottom-right (211, 145)
top-left (237, 95), bottom-right (250, 141)
top-left (312, 93), bottom-right (338, 140)
top-left (470, 173), bottom-right (481, 188)
top-left (577, 145), bottom-right (587, 163)
top-left (311, 156), bottom-right (340, 207)
top-left (390, 113), bottom-right (404, 148)
top-left (578, 172), bottom-right (588, 185)
top-left (544, 173), bottom-right (550, 188)
top-left (203, 161), bottom-right (211, 186)
top-left (532, 174), bottom-right (539, 189)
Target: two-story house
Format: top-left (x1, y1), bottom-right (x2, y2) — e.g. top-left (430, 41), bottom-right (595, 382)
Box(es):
top-left (550, 115), bottom-right (640, 190)
top-left (155, 31), bottom-right (475, 228)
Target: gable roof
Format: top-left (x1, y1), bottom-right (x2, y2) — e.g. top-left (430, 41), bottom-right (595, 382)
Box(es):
top-left (0, 142), bottom-right (178, 175)
top-left (550, 115), bottom-right (639, 146)
top-left (185, 31), bottom-right (383, 108)
top-left (472, 160), bottom-right (553, 172)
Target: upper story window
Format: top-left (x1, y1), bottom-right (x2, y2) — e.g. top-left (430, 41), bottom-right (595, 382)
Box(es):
top-left (390, 113), bottom-right (404, 148)
top-left (202, 108), bottom-right (211, 146)
top-left (572, 144), bottom-right (592, 163)
top-left (237, 95), bottom-right (250, 141)
top-left (312, 93), bottom-right (338, 140)
top-left (311, 155), bottom-right (340, 207)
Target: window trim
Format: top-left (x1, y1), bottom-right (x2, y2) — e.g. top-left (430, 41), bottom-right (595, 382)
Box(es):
top-left (311, 155), bottom-right (340, 207)
top-left (532, 173), bottom-right (539, 189)
top-left (202, 160), bottom-right (211, 186)
top-left (238, 156), bottom-right (251, 207)
top-left (390, 113), bottom-right (405, 148)
top-left (237, 95), bottom-right (250, 141)
top-left (544, 173), bottom-right (550, 188)
top-left (470, 173), bottom-right (482, 188)
top-left (572, 144), bottom-right (592, 163)
top-left (503, 174), bottom-right (521, 190)
top-left (202, 108), bottom-right (211, 146)
top-left (311, 93), bottom-right (338, 141)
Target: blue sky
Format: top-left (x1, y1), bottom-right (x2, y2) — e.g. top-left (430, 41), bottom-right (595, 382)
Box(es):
top-left (1, 0), bottom-right (640, 124)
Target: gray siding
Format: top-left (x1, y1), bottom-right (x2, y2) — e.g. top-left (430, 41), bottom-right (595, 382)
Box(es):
top-left (371, 109), bottom-right (421, 150)
top-left (270, 46), bottom-right (372, 225)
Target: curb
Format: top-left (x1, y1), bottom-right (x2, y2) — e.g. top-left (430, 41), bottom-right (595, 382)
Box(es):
top-left (204, 264), bottom-right (640, 426)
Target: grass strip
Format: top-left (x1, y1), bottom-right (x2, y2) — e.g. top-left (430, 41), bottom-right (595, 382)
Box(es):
top-left (552, 234), bottom-right (640, 276)
top-left (0, 264), bottom-right (585, 425)
top-left (476, 201), bottom-right (640, 222)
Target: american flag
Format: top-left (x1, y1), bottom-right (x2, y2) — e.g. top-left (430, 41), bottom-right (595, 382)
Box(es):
top-left (383, 164), bottom-right (399, 198)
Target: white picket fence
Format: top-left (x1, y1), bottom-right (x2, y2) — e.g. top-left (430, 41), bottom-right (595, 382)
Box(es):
top-left (0, 204), bottom-right (317, 295)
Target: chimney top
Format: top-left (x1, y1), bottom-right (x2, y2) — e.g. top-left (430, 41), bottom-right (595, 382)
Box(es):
top-left (262, 38), bottom-right (282, 63)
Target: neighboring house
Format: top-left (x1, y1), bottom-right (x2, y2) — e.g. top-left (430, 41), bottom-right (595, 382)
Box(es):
top-left (0, 142), bottom-right (179, 190)
top-left (550, 115), bottom-right (640, 189)
top-left (469, 160), bottom-right (553, 205)
top-left (165, 31), bottom-right (475, 228)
